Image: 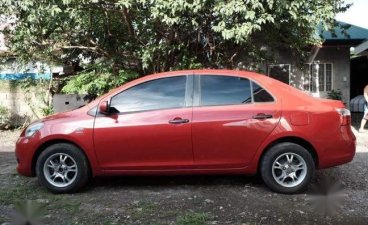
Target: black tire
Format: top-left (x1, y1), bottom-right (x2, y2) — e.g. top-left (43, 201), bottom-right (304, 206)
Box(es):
top-left (36, 143), bottom-right (90, 193)
top-left (260, 142), bottom-right (315, 194)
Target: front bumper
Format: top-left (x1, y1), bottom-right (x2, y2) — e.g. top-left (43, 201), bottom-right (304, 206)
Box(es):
top-left (15, 135), bottom-right (40, 177)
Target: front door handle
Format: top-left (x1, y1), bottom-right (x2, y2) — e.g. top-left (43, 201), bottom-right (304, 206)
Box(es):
top-left (252, 113), bottom-right (273, 120)
top-left (169, 118), bottom-right (190, 124)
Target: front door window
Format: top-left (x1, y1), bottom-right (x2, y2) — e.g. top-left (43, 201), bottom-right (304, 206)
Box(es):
top-left (110, 76), bottom-right (187, 113)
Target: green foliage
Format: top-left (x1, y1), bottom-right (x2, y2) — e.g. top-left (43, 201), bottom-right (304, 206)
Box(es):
top-left (177, 212), bottom-right (210, 225)
top-left (16, 77), bottom-right (54, 118)
top-left (62, 66), bottom-right (138, 96)
top-left (0, 105), bottom-right (9, 124)
top-left (328, 89), bottom-right (343, 101)
top-left (0, 0), bottom-right (349, 75)
top-left (40, 105), bottom-right (54, 116)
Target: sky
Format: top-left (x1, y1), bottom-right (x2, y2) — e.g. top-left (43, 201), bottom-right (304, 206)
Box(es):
top-left (336, 0), bottom-right (368, 29)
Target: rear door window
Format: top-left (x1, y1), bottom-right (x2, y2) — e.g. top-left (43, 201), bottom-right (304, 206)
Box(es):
top-left (200, 75), bottom-right (252, 106)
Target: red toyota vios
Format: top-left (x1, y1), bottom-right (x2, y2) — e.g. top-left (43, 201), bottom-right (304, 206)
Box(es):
top-left (15, 70), bottom-right (356, 194)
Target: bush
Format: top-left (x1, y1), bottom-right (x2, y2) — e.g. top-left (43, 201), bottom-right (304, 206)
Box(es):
top-left (327, 89), bottom-right (343, 101)
top-left (40, 105), bottom-right (54, 116)
top-left (0, 106), bottom-right (10, 124)
top-left (16, 78), bottom-right (54, 118)
top-left (61, 66), bottom-right (138, 97)
top-left (0, 106), bottom-right (29, 130)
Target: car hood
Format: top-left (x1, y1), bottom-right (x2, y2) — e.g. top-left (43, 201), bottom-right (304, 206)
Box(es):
top-left (38, 106), bottom-right (89, 124)
top-left (42, 110), bottom-right (77, 122)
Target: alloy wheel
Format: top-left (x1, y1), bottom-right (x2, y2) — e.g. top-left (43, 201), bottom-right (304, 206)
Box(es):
top-left (43, 153), bottom-right (78, 188)
top-left (271, 152), bottom-right (307, 188)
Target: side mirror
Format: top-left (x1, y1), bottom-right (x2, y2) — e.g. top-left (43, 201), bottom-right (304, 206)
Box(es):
top-left (99, 101), bottom-right (109, 114)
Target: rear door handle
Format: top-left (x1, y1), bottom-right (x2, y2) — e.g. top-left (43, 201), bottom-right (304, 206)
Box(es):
top-left (252, 113), bottom-right (273, 120)
top-left (169, 118), bottom-right (190, 124)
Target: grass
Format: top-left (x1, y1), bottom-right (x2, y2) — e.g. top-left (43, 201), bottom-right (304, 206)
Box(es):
top-left (135, 202), bottom-right (156, 214)
top-left (0, 186), bottom-right (48, 205)
top-left (129, 201), bottom-right (157, 221)
top-left (0, 174), bottom-right (212, 225)
top-left (0, 178), bottom-right (61, 206)
top-left (177, 212), bottom-right (210, 225)
top-left (0, 215), bottom-right (7, 224)
top-left (0, 174), bottom-right (82, 224)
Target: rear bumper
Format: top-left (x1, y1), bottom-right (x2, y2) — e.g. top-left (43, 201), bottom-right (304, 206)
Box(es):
top-left (318, 126), bottom-right (356, 169)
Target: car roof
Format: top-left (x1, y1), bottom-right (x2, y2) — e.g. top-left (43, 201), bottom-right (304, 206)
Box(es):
top-left (144, 69), bottom-right (286, 89)
top-left (140, 69), bottom-right (275, 85)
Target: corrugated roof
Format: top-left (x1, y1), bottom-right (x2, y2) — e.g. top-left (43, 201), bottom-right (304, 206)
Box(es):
top-left (353, 40), bottom-right (368, 55)
top-left (320, 21), bottom-right (368, 40)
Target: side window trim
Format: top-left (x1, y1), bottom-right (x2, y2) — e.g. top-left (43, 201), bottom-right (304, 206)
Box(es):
top-left (193, 74), bottom-right (275, 108)
top-left (107, 75), bottom-right (193, 115)
top-left (185, 74), bottom-right (194, 107)
top-left (250, 80), bottom-right (255, 103)
top-left (193, 75), bottom-right (200, 107)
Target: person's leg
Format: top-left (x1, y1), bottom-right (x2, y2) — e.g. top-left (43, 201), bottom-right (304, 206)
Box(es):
top-left (360, 105), bottom-right (368, 132)
top-left (360, 118), bottom-right (367, 132)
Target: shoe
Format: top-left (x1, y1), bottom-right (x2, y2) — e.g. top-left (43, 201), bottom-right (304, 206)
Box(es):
top-left (359, 128), bottom-right (366, 133)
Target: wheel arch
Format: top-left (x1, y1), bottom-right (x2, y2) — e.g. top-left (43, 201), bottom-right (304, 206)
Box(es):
top-left (31, 139), bottom-right (92, 177)
top-left (258, 136), bottom-right (319, 172)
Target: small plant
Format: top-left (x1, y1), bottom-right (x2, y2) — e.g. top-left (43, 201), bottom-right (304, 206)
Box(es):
top-left (0, 106), bottom-right (10, 124)
top-left (0, 106), bottom-right (29, 130)
top-left (40, 105), bottom-right (54, 116)
top-left (16, 77), bottom-right (54, 119)
top-left (177, 212), bottom-right (210, 225)
top-left (327, 89), bottom-right (343, 100)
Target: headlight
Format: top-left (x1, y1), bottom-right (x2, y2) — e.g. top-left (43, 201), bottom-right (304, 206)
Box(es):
top-left (25, 123), bottom-right (44, 137)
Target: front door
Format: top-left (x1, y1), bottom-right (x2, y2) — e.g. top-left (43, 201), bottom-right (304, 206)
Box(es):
top-left (93, 75), bottom-right (194, 170)
top-left (192, 74), bottom-right (281, 169)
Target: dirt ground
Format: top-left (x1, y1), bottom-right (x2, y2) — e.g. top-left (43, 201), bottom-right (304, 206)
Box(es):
top-left (0, 116), bottom-right (367, 225)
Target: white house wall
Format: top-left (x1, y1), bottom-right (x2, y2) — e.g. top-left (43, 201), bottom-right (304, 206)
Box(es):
top-left (269, 46), bottom-right (351, 104)
top-left (313, 46), bottom-right (351, 104)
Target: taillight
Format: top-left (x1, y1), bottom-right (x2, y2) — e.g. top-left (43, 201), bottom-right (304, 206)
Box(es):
top-left (336, 108), bottom-right (351, 126)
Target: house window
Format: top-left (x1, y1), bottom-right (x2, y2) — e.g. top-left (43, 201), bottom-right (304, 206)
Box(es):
top-left (309, 63), bottom-right (333, 92)
top-left (267, 64), bottom-right (291, 85)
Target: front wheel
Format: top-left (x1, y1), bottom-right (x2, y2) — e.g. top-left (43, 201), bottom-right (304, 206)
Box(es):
top-left (260, 143), bottom-right (315, 194)
top-left (36, 143), bottom-right (90, 193)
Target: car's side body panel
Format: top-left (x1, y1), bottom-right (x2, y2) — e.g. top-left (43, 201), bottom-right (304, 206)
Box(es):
top-left (15, 69), bottom-right (356, 180)
top-left (15, 107), bottom-right (103, 177)
top-left (191, 103), bottom-right (281, 168)
top-left (93, 107), bottom-right (194, 170)
top-left (245, 103), bottom-right (356, 174)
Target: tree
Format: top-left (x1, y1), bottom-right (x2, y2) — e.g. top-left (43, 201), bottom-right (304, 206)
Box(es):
top-left (0, 0), bottom-right (350, 76)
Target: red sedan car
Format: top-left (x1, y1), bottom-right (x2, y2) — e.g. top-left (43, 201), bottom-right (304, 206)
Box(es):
top-left (15, 70), bottom-right (356, 194)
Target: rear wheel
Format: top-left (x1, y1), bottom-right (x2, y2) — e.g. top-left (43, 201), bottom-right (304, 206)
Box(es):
top-left (36, 143), bottom-right (90, 193)
top-left (260, 142), bottom-right (315, 194)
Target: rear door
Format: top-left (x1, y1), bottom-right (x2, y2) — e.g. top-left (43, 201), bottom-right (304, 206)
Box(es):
top-left (192, 74), bottom-right (281, 169)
